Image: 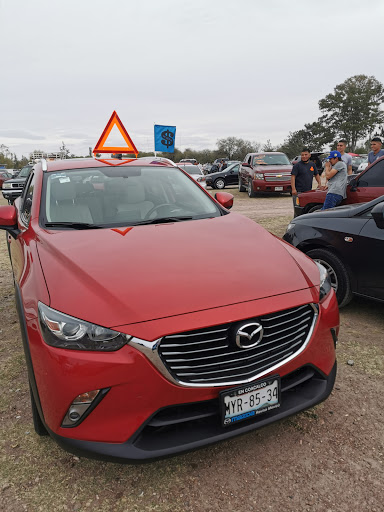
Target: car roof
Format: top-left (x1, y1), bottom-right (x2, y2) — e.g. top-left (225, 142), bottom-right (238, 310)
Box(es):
top-left (39, 157), bottom-right (177, 172)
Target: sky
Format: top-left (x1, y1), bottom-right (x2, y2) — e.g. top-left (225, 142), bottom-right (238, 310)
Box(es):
top-left (1, 0), bottom-right (384, 159)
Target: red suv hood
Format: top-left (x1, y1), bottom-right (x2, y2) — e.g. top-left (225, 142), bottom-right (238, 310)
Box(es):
top-left (36, 214), bottom-right (319, 328)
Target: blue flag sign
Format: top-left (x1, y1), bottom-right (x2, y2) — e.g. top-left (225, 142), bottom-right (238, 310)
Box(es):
top-left (154, 125), bottom-right (176, 153)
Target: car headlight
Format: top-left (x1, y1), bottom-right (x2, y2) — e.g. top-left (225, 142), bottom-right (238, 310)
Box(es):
top-left (254, 173), bottom-right (264, 179)
top-left (2, 182), bottom-right (13, 189)
top-left (38, 302), bottom-right (130, 351)
top-left (315, 262), bottom-right (332, 301)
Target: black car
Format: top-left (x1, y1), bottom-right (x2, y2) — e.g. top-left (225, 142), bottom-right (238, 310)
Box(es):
top-left (205, 162), bottom-right (240, 189)
top-left (283, 196), bottom-right (384, 307)
top-left (1, 164), bottom-right (34, 204)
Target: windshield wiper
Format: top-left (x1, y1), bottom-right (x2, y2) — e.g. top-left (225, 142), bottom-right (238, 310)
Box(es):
top-left (132, 216), bottom-right (194, 225)
top-left (45, 222), bottom-right (103, 229)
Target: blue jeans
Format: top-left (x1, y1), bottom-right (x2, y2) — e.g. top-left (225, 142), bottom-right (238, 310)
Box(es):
top-left (322, 193), bottom-right (343, 210)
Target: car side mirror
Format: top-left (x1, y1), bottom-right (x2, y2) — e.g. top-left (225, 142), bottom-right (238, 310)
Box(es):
top-left (215, 192), bottom-right (234, 209)
top-left (349, 178), bottom-right (358, 191)
top-left (0, 205), bottom-right (20, 239)
top-left (371, 202), bottom-right (384, 229)
top-left (242, 163), bottom-right (252, 168)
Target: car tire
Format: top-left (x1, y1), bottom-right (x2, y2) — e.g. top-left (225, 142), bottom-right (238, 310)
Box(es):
top-left (308, 205), bottom-right (323, 213)
top-left (238, 178), bottom-right (246, 192)
top-left (214, 178), bottom-right (225, 189)
top-left (306, 248), bottom-right (353, 307)
top-left (29, 385), bottom-right (49, 436)
top-left (247, 179), bottom-right (256, 198)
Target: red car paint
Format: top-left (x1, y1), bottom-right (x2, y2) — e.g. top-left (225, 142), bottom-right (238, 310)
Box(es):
top-left (0, 157), bottom-right (338, 462)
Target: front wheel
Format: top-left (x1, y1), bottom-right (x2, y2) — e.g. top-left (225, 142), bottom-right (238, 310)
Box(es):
top-left (307, 248), bottom-right (353, 307)
top-left (308, 205), bottom-right (323, 213)
top-left (247, 179), bottom-right (256, 198)
top-left (214, 178), bottom-right (225, 190)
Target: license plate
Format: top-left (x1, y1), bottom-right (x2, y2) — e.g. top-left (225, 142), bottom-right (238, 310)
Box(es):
top-left (220, 376), bottom-right (280, 427)
top-left (275, 186), bottom-right (283, 191)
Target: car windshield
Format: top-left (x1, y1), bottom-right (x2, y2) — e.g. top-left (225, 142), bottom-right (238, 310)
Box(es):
top-left (18, 165), bottom-right (33, 177)
top-left (252, 154), bottom-right (290, 166)
top-left (42, 166), bottom-right (220, 228)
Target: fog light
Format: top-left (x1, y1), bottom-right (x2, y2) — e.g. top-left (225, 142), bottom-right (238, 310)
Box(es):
top-left (61, 388), bottom-right (109, 428)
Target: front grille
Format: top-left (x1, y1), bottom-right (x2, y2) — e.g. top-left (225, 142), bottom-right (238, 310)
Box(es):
top-left (11, 183), bottom-right (23, 189)
top-left (264, 173), bottom-right (291, 182)
top-left (158, 304), bottom-right (316, 385)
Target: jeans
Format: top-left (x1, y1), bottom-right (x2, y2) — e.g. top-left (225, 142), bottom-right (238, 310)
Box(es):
top-left (322, 193), bottom-right (343, 210)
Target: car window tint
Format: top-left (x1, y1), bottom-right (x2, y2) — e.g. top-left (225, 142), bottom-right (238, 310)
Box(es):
top-left (358, 159), bottom-right (384, 187)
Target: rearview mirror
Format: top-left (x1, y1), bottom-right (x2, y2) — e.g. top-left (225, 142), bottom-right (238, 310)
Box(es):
top-left (215, 192), bottom-right (234, 209)
top-left (0, 205), bottom-right (19, 239)
top-left (371, 202), bottom-right (384, 229)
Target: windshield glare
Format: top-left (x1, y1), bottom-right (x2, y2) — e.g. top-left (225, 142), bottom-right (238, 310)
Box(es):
top-left (252, 154), bottom-right (290, 166)
top-left (178, 165), bottom-right (203, 175)
top-left (43, 166), bottom-right (220, 228)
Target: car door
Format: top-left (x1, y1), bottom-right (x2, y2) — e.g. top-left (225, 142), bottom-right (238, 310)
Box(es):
top-left (353, 206), bottom-right (384, 300)
top-left (227, 164), bottom-right (239, 185)
top-left (347, 158), bottom-right (384, 203)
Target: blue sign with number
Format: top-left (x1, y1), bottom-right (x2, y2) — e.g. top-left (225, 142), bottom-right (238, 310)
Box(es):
top-left (154, 125), bottom-right (176, 153)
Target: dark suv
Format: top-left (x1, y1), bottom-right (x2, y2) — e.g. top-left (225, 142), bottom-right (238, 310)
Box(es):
top-left (1, 164), bottom-right (34, 204)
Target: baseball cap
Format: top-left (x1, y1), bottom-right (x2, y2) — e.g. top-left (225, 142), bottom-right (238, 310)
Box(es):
top-left (327, 151), bottom-right (341, 159)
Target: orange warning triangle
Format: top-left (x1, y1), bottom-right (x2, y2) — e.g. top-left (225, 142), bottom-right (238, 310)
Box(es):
top-left (93, 111), bottom-right (138, 156)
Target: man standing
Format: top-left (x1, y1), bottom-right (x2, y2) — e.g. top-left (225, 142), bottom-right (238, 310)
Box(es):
top-left (322, 151), bottom-right (347, 210)
top-left (336, 140), bottom-right (352, 175)
top-left (291, 148), bottom-right (321, 206)
top-left (368, 137), bottom-right (384, 164)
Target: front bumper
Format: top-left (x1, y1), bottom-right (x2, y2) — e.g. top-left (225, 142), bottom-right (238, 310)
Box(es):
top-left (252, 180), bottom-right (291, 193)
top-left (51, 362), bottom-right (337, 463)
top-left (2, 189), bottom-right (23, 201)
top-left (294, 205), bottom-right (305, 217)
top-left (26, 290), bottom-right (338, 462)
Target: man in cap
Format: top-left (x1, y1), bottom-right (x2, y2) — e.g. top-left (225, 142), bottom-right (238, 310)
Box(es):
top-left (367, 137), bottom-right (384, 165)
top-left (322, 150), bottom-right (347, 210)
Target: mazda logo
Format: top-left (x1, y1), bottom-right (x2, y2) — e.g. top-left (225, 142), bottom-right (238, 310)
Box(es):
top-left (236, 322), bottom-right (263, 349)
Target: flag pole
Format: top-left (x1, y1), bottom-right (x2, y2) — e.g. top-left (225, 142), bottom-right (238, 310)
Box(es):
top-left (154, 123), bottom-right (157, 157)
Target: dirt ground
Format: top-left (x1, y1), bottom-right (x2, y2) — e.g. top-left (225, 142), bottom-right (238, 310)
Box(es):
top-left (0, 191), bottom-right (383, 512)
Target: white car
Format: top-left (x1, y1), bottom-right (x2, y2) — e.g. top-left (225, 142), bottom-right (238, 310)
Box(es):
top-left (357, 162), bottom-right (368, 172)
top-left (176, 163), bottom-right (207, 188)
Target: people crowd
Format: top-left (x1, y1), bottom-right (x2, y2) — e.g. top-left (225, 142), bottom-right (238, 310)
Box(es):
top-left (291, 136), bottom-right (383, 211)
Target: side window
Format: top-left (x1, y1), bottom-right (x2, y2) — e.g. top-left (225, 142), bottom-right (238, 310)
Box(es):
top-left (358, 159), bottom-right (384, 187)
top-left (232, 165), bottom-right (239, 173)
top-left (20, 173), bottom-right (35, 225)
top-left (247, 155), bottom-right (252, 165)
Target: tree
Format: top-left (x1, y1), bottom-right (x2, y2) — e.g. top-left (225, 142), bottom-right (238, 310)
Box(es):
top-left (318, 75), bottom-right (384, 151)
top-left (262, 139), bottom-right (276, 152)
top-left (216, 137), bottom-right (261, 161)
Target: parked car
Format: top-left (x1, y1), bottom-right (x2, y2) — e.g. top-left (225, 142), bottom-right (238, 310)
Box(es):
top-left (176, 163), bottom-right (206, 187)
top-left (351, 155), bottom-right (367, 173)
top-left (239, 152), bottom-right (292, 197)
top-left (294, 156), bottom-right (384, 216)
top-left (0, 156), bottom-right (338, 462)
top-left (284, 195), bottom-right (384, 306)
top-left (1, 164), bottom-right (34, 203)
top-left (0, 170), bottom-right (13, 188)
top-left (205, 162), bottom-right (240, 189)
top-left (291, 152), bottom-right (325, 175)
top-left (179, 159), bottom-right (197, 165)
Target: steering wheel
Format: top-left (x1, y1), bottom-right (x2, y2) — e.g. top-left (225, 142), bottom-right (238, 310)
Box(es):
top-left (144, 204), bottom-right (173, 220)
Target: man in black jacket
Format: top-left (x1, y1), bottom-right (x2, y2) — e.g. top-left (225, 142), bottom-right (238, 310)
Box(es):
top-left (291, 148), bottom-right (322, 208)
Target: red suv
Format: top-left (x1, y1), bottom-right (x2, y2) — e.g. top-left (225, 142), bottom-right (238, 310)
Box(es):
top-left (294, 156), bottom-right (384, 216)
top-left (238, 152), bottom-right (292, 197)
top-left (0, 157), bottom-right (338, 462)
